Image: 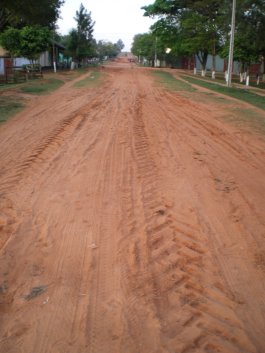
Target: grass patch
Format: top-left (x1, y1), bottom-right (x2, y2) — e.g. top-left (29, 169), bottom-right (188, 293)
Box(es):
top-left (181, 75), bottom-right (265, 110)
top-left (223, 107), bottom-right (265, 134)
top-left (74, 71), bottom-right (104, 88)
top-left (0, 96), bottom-right (24, 123)
top-left (20, 78), bottom-right (64, 95)
top-left (236, 80), bottom-right (265, 90)
top-left (152, 70), bottom-right (196, 92)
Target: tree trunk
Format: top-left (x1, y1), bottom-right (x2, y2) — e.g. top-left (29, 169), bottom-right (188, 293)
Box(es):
top-left (261, 55), bottom-right (265, 80)
top-left (211, 41), bottom-right (216, 79)
top-left (196, 51), bottom-right (208, 77)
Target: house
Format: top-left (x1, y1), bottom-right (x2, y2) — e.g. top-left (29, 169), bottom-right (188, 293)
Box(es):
top-left (13, 41), bottom-right (65, 69)
top-left (0, 41), bottom-right (65, 78)
top-left (0, 46), bottom-right (12, 78)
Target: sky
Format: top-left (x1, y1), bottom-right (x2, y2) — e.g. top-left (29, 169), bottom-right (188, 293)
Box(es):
top-left (57, 0), bottom-right (155, 52)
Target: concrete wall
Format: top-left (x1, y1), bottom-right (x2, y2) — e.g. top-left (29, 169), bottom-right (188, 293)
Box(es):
top-left (195, 54), bottom-right (240, 73)
top-left (0, 58), bottom-right (4, 74)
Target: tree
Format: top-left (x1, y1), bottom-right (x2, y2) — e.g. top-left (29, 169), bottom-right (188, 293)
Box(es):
top-left (115, 39), bottom-right (125, 52)
top-left (74, 3), bottom-right (94, 40)
top-left (19, 26), bottom-right (51, 63)
top-left (131, 33), bottom-right (163, 65)
top-left (0, 0), bottom-right (64, 31)
top-left (143, 0), bottom-right (265, 76)
top-left (67, 3), bottom-right (95, 63)
top-left (142, 0), bottom-right (224, 74)
top-left (97, 40), bottom-right (115, 59)
top-left (0, 27), bottom-right (21, 58)
top-left (220, 0), bottom-right (265, 75)
top-left (0, 25), bottom-right (51, 63)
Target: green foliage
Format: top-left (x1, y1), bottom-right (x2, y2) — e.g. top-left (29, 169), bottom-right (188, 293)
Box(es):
top-left (66, 3), bottom-right (95, 63)
top-left (220, 0), bottom-right (265, 69)
top-left (74, 3), bottom-right (94, 41)
top-left (152, 71), bottom-right (196, 92)
top-left (97, 39), bottom-right (124, 59)
top-left (74, 71), bottom-right (104, 88)
top-left (141, 0), bottom-right (265, 70)
top-left (142, 0), bottom-right (223, 70)
top-left (181, 75), bottom-right (265, 110)
top-left (19, 26), bottom-right (51, 62)
top-left (0, 96), bottom-right (24, 123)
top-left (0, 27), bottom-right (21, 57)
top-left (0, 25), bottom-right (51, 62)
top-left (0, 0), bottom-right (64, 30)
top-left (131, 33), bottom-right (156, 63)
top-left (20, 78), bottom-right (64, 94)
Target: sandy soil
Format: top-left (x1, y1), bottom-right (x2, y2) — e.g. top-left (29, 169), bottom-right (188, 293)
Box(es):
top-left (0, 59), bottom-right (265, 353)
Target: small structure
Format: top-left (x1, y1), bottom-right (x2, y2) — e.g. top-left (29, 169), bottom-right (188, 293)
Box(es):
top-left (0, 41), bottom-right (65, 83)
top-left (13, 41), bottom-right (65, 69)
top-left (0, 46), bottom-right (12, 83)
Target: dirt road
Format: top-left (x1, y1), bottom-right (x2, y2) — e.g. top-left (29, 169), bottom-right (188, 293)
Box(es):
top-left (0, 60), bottom-right (265, 353)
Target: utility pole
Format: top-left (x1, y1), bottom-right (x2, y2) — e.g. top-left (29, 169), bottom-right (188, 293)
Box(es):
top-left (227, 0), bottom-right (236, 87)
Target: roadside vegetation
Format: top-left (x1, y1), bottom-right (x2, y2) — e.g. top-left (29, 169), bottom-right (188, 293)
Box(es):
top-left (152, 71), bottom-right (195, 92)
top-left (181, 75), bottom-right (265, 111)
top-left (0, 69), bottom-right (89, 123)
top-left (180, 72), bottom-right (265, 91)
top-left (133, 0), bottom-right (265, 81)
top-left (0, 96), bottom-right (24, 123)
top-left (20, 78), bottom-right (64, 94)
top-left (74, 71), bottom-right (105, 88)
top-left (225, 107), bottom-right (265, 134)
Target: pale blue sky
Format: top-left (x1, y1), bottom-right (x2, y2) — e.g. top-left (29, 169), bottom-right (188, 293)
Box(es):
top-left (57, 0), bottom-right (155, 51)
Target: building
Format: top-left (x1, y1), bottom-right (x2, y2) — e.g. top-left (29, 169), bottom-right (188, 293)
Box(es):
top-left (0, 41), bottom-right (65, 79)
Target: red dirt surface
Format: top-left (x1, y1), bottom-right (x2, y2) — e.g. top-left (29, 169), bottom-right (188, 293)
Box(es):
top-left (0, 60), bottom-right (265, 353)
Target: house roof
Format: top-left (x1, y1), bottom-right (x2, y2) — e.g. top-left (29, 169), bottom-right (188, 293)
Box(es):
top-left (52, 41), bottom-right (65, 50)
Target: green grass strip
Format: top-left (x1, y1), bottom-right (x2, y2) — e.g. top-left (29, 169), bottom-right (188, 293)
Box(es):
top-left (0, 96), bottom-right (24, 123)
top-left (152, 71), bottom-right (196, 92)
top-left (20, 78), bottom-right (64, 95)
top-left (181, 75), bottom-right (265, 111)
top-left (74, 71), bottom-right (104, 88)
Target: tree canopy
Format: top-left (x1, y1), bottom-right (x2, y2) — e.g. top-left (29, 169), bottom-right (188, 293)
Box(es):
top-left (141, 0), bottom-right (265, 71)
top-left (142, 0), bottom-right (223, 70)
top-left (97, 39), bottom-right (125, 60)
top-left (65, 3), bottom-right (95, 63)
top-left (0, 0), bottom-right (64, 30)
top-left (0, 25), bottom-right (51, 62)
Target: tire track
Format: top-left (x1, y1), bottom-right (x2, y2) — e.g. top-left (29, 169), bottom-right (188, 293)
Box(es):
top-left (126, 92), bottom-right (257, 353)
top-left (0, 82), bottom-right (116, 196)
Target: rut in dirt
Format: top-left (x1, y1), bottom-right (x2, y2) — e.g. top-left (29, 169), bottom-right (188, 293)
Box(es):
top-left (0, 62), bottom-right (265, 353)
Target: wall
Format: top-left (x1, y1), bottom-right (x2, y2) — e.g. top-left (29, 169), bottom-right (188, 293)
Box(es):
top-left (195, 54), bottom-right (240, 73)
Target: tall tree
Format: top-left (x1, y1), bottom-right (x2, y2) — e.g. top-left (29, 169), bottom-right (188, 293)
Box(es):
top-left (142, 0), bottom-right (223, 74)
top-left (67, 3), bottom-right (95, 63)
top-left (74, 3), bottom-right (94, 41)
top-left (220, 0), bottom-right (265, 74)
top-left (143, 0), bottom-right (265, 75)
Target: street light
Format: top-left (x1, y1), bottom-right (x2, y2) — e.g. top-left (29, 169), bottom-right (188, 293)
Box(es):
top-left (227, 0), bottom-right (236, 87)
